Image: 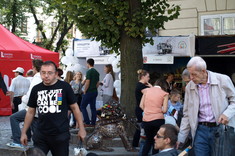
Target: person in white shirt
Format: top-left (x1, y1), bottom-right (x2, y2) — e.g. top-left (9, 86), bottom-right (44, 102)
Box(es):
top-left (100, 64), bottom-right (115, 104)
top-left (6, 59), bottom-right (43, 148)
top-left (153, 124), bottom-right (180, 156)
top-left (7, 67), bottom-right (30, 113)
top-left (26, 69), bottom-right (34, 82)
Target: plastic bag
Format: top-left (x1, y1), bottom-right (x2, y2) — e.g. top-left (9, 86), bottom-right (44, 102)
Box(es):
top-left (74, 140), bottom-right (88, 156)
top-left (212, 124), bottom-right (235, 156)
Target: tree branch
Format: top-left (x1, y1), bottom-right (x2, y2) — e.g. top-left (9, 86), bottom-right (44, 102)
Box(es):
top-left (29, 0), bottom-right (47, 40)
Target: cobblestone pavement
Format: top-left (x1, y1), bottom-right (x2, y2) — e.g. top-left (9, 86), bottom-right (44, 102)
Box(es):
top-left (0, 116), bottom-right (11, 146)
top-left (0, 116), bottom-right (138, 156)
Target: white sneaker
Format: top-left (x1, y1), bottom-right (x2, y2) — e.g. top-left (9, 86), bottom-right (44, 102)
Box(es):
top-left (6, 142), bottom-right (24, 148)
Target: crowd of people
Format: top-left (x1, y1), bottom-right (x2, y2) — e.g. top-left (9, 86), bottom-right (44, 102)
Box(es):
top-left (133, 56), bottom-right (235, 156)
top-left (4, 58), bottom-right (115, 156)
top-left (4, 56), bottom-right (235, 156)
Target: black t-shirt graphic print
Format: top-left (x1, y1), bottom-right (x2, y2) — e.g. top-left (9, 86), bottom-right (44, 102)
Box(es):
top-left (28, 80), bottom-right (76, 135)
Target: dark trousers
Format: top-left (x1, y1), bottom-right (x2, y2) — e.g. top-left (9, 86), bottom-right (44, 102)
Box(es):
top-left (33, 130), bottom-right (70, 156)
top-left (12, 97), bottom-right (21, 113)
top-left (142, 119), bottom-right (165, 156)
top-left (132, 106), bottom-right (143, 147)
top-left (80, 92), bottom-right (98, 125)
top-left (75, 93), bottom-right (82, 108)
top-left (133, 127), bottom-right (141, 147)
top-left (72, 94), bottom-right (83, 126)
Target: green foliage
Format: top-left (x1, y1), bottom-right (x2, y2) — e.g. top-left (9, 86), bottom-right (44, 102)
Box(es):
top-left (0, 0), bottom-right (30, 34)
top-left (62, 0), bottom-right (180, 52)
top-left (0, 0), bottom-right (74, 52)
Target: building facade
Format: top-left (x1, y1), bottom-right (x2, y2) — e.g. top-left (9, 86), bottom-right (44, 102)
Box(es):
top-left (159, 0), bottom-right (235, 36)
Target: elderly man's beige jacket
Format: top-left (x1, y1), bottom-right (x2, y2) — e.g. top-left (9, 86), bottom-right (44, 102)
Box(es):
top-left (178, 71), bottom-right (235, 143)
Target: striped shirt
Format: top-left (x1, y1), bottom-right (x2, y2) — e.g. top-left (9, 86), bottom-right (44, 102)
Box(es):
top-left (197, 75), bottom-right (216, 122)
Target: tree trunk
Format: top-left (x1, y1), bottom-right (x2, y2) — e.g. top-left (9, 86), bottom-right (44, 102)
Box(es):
top-left (54, 21), bottom-right (74, 52)
top-left (120, 0), bottom-right (143, 117)
top-left (29, 0), bottom-right (47, 40)
top-left (120, 0), bottom-right (143, 118)
top-left (11, 0), bottom-right (17, 33)
top-left (45, 16), bottom-right (64, 50)
top-left (120, 31), bottom-right (143, 118)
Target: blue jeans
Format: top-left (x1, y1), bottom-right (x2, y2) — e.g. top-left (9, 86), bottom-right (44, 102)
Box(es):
top-left (194, 125), bottom-right (218, 156)
top-left (10, 109), bottom-right (38, 144)
top-left (138, 138), bottom-right (145, 156)
top-left (80, 92), bottom-right (98, 125)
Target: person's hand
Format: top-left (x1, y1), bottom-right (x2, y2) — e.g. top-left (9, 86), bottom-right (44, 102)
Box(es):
top-left (20, 133), bottom-right (28, 146)
top-left (99, 82), bottom-right (103, 86)
top-left (6, 91), bottom-right (12, 96)
top-left (78, 127), bottom-right (87, 142)
top-left (218, 114), bottom-right (229, 125)
top-left (147, 82), bottom-right (153, 88)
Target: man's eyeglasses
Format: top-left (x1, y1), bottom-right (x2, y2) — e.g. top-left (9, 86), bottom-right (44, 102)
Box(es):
top-left (156, 134), bottom-right (165, 139)
top-left (40, 71), bottom-right (55, 76)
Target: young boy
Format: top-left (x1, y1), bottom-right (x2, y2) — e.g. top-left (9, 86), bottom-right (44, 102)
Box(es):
top-left (166, 89), bottom-right (183, 120)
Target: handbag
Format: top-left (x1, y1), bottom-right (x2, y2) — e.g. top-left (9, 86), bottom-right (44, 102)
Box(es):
top-left (212, 124), bottom-right (235, 156)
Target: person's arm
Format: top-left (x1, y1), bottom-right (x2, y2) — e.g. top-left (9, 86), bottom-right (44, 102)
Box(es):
top-left (96, 81), bottom-right (100, 89)
top-left (141, 88), bottom-right (148, 94)
top-left (146, 82), bottom-right (153, 88)
top-left (140, 93), bottom-right (146, 110)
top-left (83, 79), bottom-right (90, 94)
top-left (6, 91), bottom-right (14, 109)
top-left (102, 74), bottom-right (111, 88)
top-left (70, 103), bottom-right (86, 141)
top-left (81, 79), bottom-right (86, 85)
top-left (7, 79), bottom-right (16, 109)
top-left (162, 94), bottom-right (169, 113)
top-left (177, 86), bottom-right (191, 146)
top-left (21, 107), bottom-right (36, 146)
top-left (219, 75), bottom-right (235, 125)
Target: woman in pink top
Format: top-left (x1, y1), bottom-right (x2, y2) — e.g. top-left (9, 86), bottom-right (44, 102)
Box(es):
top-left (140, 84), bottom-right (168, 155)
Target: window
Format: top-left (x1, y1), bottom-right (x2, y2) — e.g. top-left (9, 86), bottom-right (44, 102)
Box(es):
top-left (201, 14), bottom-right (235, 35)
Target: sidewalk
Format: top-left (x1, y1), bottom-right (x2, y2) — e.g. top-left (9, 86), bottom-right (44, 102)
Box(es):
top-left (0, 116), bottom-right (138, 156)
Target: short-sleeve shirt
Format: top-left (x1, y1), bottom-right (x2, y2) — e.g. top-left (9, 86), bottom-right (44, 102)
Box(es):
top-left (9, 75), bottom-right (30, 97)
top-left (86, 68), bottom-right (99, 93)
top-left (70, 80), bottom-right (83, 94)
top-left (142, 87), bottom-right (168, 122)
top-left (135, 82), bottom-right (149, 106)
top-left (28, 80), bottom-right (76, 135)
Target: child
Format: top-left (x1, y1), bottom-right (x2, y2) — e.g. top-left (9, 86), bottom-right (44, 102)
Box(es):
top-left (166, 89), bottom-right (183, 120)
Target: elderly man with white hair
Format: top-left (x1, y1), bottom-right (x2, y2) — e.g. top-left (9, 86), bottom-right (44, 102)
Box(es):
top-left (177, 56), bottom-right (235, 156)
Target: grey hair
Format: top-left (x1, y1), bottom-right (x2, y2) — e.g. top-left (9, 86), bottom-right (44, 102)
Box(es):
top-left (181, 68), bottom-right (190, 78)
top-left (187, 56), bottom-right (207, 71)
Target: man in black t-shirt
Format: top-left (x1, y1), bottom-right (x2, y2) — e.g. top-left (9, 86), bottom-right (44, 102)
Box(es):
top-left (20, 61), bottom-right (86, 156)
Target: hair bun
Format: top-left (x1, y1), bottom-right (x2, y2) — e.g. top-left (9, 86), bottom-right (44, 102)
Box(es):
top-left (137, 69), bottom-right (143, 74)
